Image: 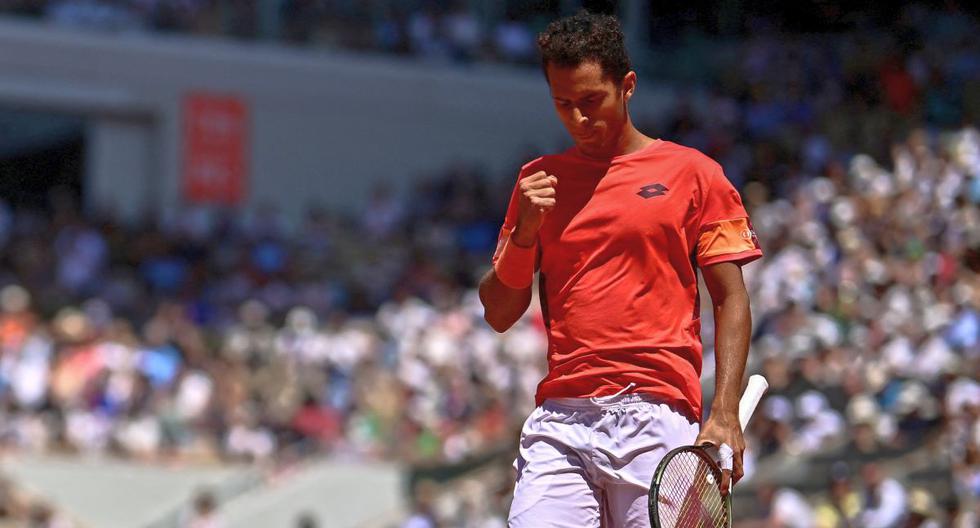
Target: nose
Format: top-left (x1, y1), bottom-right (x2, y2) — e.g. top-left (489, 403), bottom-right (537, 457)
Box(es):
top-left (571, 107), bottom-right (589, 126)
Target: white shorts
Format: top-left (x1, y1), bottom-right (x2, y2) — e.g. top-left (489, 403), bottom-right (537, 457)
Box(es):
top-left (508, 393), bottom-right (700, 528)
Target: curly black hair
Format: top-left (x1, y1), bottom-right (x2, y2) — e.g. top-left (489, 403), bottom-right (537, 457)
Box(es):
top-left (537, 11), bottom-right (631, 82)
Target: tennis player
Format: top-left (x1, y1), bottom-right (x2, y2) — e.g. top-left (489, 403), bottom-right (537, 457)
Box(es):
top-left (478, 11), bottom-right (763, 527)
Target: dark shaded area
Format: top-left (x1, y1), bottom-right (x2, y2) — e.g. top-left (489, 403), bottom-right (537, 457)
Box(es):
top-left (0, 135), bottom-right (84, 211)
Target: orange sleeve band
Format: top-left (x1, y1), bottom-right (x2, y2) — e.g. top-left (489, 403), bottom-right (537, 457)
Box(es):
top-left (493, 235), bottom-right (536, 289)
top-left (697, 218), bottom-right (762, 267)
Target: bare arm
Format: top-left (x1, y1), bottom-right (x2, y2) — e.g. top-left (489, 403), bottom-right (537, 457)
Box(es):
top-left (478, 268), bottom-right (532, 333)
top-left (703, 261), bottom-right (752, 419)
top-left (695, 260), bottom-right (752, 494)
top-left (479, 171), bottom-right (556, 333)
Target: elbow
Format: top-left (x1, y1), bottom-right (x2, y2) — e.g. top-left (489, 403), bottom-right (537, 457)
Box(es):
top-left (478, 277), bottom-right (512, 333)
top-left (484, 312), bottom-right (513, 333)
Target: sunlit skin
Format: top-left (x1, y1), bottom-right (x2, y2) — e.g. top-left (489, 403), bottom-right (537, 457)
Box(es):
top-left (545, 61), bottom-right (657, 159)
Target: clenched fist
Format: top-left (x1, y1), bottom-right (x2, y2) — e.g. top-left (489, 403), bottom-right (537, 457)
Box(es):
top-left (512, 171), bottom-right (558, 246)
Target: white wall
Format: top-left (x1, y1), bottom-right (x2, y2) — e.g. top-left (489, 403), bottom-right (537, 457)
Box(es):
top-left (0, 18), bottom-right (674, 223)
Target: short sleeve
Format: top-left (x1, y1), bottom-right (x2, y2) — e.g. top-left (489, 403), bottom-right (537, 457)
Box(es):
top-left (696, 162), bottom-right (763, 268)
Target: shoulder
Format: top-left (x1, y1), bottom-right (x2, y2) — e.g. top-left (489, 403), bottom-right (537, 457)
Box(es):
top-left (658, 141), bottom-right (724, 177)
top-left (657, 143), bottom-right (738, 202)
top-left (517, 148), bottom-right (578, 179)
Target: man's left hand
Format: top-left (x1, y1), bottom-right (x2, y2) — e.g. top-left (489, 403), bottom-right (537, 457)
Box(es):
top-left (695, 411), bottom-right (745, 496)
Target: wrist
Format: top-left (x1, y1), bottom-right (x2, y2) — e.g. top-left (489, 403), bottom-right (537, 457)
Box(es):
top-left (708, 406), bottom-right (739, 420)
top-left (493, 234), bottom-right (536, 289)
top-left (511, 225), bottom-right (537, 248)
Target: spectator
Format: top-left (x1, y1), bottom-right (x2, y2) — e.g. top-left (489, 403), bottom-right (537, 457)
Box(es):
top-left (813, 463), bottom-right (862, 528)
top-left (181, 490), bottom-right (221, 528)
top-left (295, 512), bottom-right (318, 528)
top-left (402, 479), bottom-right (438, 528)
top-left (902, 488), bottom-right (941, 528)
top-left (0, 4), bottom-right (977, 526)
top-left (859, 463), bottom-right (908, 528)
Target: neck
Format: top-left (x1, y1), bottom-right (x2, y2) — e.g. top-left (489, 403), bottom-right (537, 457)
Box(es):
top-left (614, 122), bottom-right (654, 156)
top-left (578, 119), bottom-right (654, 160)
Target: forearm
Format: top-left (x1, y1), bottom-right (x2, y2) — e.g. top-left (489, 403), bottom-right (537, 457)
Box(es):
top-left (710, 290), bottom-right (752, 416)
top-left (479, 269), bottom-right (532, 333)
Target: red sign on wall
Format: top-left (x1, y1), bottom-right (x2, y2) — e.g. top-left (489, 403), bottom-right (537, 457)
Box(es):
top-left (182, 93), bottom-right (249, 205)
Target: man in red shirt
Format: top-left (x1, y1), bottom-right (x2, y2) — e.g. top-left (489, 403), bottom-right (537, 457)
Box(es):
top-left (479, 11), bottom-right (762, 528)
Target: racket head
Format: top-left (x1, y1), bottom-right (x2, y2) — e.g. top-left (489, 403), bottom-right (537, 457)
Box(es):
top-left (648, 445), bottom-right (732, 528)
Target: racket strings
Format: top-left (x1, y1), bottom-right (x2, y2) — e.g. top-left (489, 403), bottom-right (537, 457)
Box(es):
top-left (657, 451), bottom-right (729, 528)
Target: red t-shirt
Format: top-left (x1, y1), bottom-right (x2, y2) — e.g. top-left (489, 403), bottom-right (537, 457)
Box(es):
top-left (492, 140), bottom-right (762, 422)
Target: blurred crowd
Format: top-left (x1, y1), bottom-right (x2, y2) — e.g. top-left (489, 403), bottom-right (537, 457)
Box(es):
top-left (3, 128), bottom-right (977, 528)
top-left (0, 163), bottom-right (540, 526)
top-left (0, 1), bottom-right (978, 91)
top-left (0, 2), bottom-right (978, 527)
top-left (0, 477), bottom-right (72, 528)
top-left (0, 0), bottom-right (544, 64)
top-left (391, 3), bottom-right (980, 525)
top-left (731, 124), bottom-right (980, 528)
top-left (397, 127), bottom-right (980, 528)
top-left (661, 3), bottom-right (980, 183)
top-left (0, 159), bottom-right (539, 465)
top-left (641, 4), bottom-right (979, 527)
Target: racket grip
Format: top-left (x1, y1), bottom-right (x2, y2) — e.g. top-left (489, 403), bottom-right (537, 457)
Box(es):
top-left (738, 375), bottom-right (769, 432)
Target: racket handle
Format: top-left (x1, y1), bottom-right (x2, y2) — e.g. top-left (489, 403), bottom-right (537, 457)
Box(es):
top-left (738, 375), bottom-right (769, 432)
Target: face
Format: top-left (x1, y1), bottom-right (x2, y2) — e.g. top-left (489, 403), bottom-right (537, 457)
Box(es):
top-left (861, 463), bottom-right (882, 487)
top-left (546, 61), bottom-right (635, 157)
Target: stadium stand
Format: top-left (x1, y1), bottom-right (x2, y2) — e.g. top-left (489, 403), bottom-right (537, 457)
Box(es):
top-left (0, 2), bottom-right (977, 527)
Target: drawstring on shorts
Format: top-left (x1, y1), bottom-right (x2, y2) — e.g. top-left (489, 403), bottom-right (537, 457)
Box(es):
top-left (589, 382), bottom-right (637, 414)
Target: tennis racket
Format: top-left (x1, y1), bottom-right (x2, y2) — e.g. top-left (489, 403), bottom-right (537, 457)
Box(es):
top-left (648, 374), bottom-right (769, 528)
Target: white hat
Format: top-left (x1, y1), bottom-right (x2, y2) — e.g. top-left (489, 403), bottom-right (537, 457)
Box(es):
top-left (847, 394), bottom-right (881, 426)
top-left (764, 396), bottom-right (794, 423)
top-left (946, 378), bottom-right (980, 415)
top-left (797, 391), bottom-right (828, 421)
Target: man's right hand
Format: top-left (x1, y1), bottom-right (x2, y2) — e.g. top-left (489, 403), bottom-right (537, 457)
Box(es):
top-left (513, 171), bottom-right (558, 246)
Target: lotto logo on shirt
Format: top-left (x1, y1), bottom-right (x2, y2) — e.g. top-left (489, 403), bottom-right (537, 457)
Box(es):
top-left (637, 183), bottom-right (669, 199)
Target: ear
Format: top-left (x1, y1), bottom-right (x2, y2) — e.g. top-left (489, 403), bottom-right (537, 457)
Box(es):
top-left (622, 71), bottom-right (637, 100)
